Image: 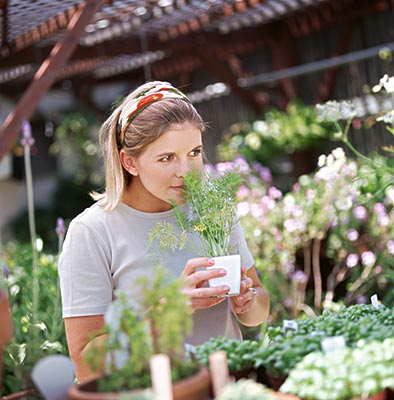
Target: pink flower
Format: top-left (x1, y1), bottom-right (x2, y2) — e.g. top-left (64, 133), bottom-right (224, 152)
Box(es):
top-left (353, 205), bottom-right (367, 220)
top-left (346, 254), bottom-right (359, 268)
top-left (361, 251), bottom-right (376, 266)
top-left (347, 229), bottom-right (359, 241)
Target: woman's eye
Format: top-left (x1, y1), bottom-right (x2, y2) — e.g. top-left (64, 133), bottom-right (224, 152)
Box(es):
top-left (190, 148), bottom-right (202, 157)
top-left (159, 155), bottom-right (173, 162)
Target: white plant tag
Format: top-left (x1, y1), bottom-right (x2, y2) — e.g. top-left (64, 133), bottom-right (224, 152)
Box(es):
top-left (31, 355), bottom-right (75, 400)
top-left (370, 294), bottom-right (379, 308)
top-left (321, 335), bottom-right (346, 354)
top-left (283, 319), bottom-right (298, 335)
top-left (310, 330), bottom-right (325, 336)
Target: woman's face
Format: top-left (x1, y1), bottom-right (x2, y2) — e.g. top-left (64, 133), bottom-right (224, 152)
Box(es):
top-left (123, 121), bottom-right (203, 212)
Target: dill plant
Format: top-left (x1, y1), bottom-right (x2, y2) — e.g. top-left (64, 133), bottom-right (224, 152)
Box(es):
top-left (150, 168), bottom-right (242, 257)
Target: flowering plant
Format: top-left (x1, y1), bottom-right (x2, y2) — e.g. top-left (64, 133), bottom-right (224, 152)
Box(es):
top-left (149, 167), bottom-right (242, 258)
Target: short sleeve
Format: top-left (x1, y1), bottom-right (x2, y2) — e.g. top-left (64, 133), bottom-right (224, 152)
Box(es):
top-left (229, 220), bottom-right (254, 270)
top-left (58, 219), bottom-right (113, 318)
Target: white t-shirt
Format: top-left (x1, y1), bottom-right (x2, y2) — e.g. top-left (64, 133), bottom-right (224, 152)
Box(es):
top-left (59, 202), bottom-right (254, 345)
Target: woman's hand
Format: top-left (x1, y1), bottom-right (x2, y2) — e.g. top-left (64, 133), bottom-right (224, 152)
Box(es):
top-left (230, 267), bottom-right (258, 314)
top-left (180, 257), bottom-right (230, 311)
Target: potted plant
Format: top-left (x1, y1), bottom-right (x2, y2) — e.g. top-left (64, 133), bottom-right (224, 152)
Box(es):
top-left (280, 338), bottom-right (394, 400)
top-left (149, 167), bottom-right (243, 295)
top-left (194, 336), bottom-right (262, 381)
top-left (68, 267), bottom-right (211, 400)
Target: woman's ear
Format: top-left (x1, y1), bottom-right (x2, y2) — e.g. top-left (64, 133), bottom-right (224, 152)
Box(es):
top-left (119, 150), bottom-right (139, 176)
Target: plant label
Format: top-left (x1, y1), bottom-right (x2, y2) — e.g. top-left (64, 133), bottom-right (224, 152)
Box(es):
top-left (283, 319), bottom-right (298, 335)
top-left (321, 335), bottom-right (346, 354)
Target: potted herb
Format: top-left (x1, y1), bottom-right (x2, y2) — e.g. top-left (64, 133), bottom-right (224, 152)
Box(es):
top-left (194, 336), bottom-right (261, 380)
top-left (280, 338), bottom-right (394, 400)
top-left (68, 267), bottom-right (211, 400)
top-left (149, 167), bottom-right (243, 296)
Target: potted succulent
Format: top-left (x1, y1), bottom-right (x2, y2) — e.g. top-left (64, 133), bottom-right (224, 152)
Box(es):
top-left (68, 267), bottom-right (211, 400)
top-left (149, 167), bottom-right (243, 296)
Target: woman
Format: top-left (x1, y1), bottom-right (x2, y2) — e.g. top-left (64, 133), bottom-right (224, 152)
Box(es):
top-left (59, 81), bottom-right (270, 381)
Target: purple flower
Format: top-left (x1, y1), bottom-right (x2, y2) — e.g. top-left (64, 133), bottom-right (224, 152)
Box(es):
top-left (353, 205), bottom-right (368, 221)
top-left (55, 217), bottom-right (66, 237)
top-left (2, 264), bottom-right (9, 279)
top-left (373, 202), bottom-right (386, 214)
top-left (291, 270), bottom-right (308, 284)
top-left (356, 296), bottom-right (367, 304)
top-left (20, 120), bottom-right (35, 146)
top-left (347, 229), bottom-right (359, 241)
top-left (346, 254), bottom-right (359, 268)
top-left (237, 202), bottom-right (250, 216)
top-left (374, 265), bottom-right (383, 275)
top-left (268, 186), bottom-right (282, 200)
top-left (361, 251), bottom-right (376, 266)
top-left (387, 240), bottom-right (394, 255)
top-left (233, 155), bottom-right (250, 174)
top-left (236, 186), bottom-right (250, 199)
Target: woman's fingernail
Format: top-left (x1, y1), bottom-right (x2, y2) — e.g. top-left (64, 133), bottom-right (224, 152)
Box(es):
top-left (218, 269), bottom-right (227, 275)
top-left (223, 286), bottom-right (230, 292)
top-left (208, 259), bottom-right (215, 265)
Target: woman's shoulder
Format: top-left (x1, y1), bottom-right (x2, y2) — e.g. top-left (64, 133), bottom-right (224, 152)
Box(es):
top-left (67, 202), bottom-right (112, 236)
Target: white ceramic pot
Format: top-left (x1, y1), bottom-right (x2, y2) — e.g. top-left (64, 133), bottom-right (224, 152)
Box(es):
top-left (207, 254), bottom-right (241, 297)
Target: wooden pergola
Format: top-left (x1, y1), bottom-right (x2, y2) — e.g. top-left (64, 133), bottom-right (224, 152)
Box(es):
top-left (0, 0), bottom-right (392, 161)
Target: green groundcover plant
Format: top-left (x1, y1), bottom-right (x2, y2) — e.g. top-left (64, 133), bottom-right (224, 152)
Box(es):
top-left (251, 304), bottom-right (394, 378)
top-left (149, 167), bottom-right (242, 258)
top-left (280, 338), bottom-right (394, 400)
top-left (194, 336), bottom-right (260, 373)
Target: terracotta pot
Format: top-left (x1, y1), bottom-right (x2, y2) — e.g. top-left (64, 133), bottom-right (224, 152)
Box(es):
top-left (68, 366), bottom-right (211, 400)
top-left (0, 290), bottom-right (13, 390)
top-left (353, 388), bottom-right (394, 400)
top-left (0, 290), bottom-right (13, 348)
top-left (265, 373), bottom-right (287, 391)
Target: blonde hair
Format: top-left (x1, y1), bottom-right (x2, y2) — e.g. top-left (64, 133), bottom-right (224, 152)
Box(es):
top-left (92, 81), bottom-right (205, 211)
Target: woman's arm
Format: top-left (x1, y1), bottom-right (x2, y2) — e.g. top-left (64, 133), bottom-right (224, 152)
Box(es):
top-left (231, 266), bottom-right (270, 326)
top-left (64, 315), bottom-right (107, 382)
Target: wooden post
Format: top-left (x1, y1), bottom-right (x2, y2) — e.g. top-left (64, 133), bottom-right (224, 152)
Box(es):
top-left (0, 0), bottom-right (103, 162)
top-left (150, 354), bottom-right (173, 400)
top-left (209, 350), bottom-right (230, 398)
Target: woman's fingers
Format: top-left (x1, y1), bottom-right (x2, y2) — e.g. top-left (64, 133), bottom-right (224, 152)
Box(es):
top-left (185, 267), bottom-right (227, 288)
top-left (181, 257), bottom-right (214, 276)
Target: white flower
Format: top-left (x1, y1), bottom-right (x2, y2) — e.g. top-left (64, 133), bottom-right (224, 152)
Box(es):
top-left (317, 154), bottom-right (326, 167)
top-left (332, 147), bottom-right (345, 160)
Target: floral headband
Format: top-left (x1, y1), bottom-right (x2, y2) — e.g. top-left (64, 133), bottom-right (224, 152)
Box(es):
top-left (118, 83), bottom-right (191, 136)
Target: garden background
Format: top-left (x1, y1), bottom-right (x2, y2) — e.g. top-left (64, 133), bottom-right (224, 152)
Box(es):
top-left (0, 0), bottom-right (394, 396)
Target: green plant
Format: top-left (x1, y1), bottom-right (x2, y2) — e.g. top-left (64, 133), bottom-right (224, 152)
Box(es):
top-left (194, 336), bottom-right (259, 373)
top-left (280, 338), bottom-right (394, 400)
top-left (1, 242), bottom-right (66, 395)
top-left (217, 379), bottom-right (275, 400)
top-left (217, 99), bottom-right (333, 171)
top-left (87, 266), bottom-right (195, 392)
top-left (149, 167), bottom-right (242, 258)
top-left (252, 304), bottom-right (394, 378)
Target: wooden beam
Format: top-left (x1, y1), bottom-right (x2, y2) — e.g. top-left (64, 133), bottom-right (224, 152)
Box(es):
top-left (314, 22), bottom-right (354, 103)
top-left (270, 25), bottom-right (297, 109)
top-left (0, 0), bottom-right (103, 161)
top-left (0, 0), bottom-right (9, 57)
top-left (194, 39), bottom-right (262, 115)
